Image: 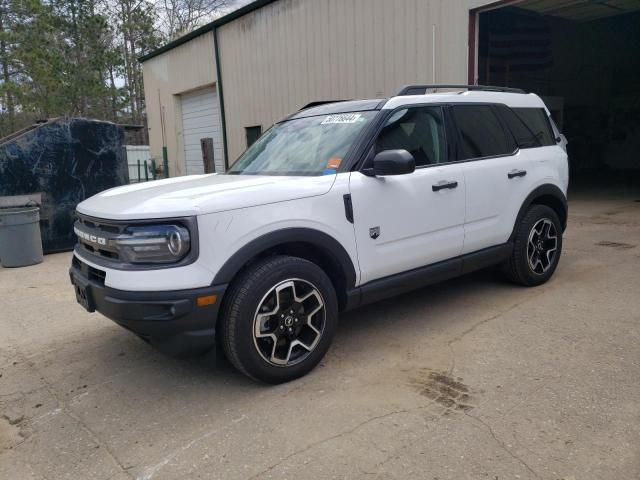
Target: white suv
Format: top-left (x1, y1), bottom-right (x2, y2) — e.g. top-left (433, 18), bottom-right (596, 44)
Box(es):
top-left (70, 85), bottom-right (569, 383)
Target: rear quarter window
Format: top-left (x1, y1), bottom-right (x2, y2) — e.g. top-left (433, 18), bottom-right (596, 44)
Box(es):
top-left (499, 106), bottom-right (555, 148)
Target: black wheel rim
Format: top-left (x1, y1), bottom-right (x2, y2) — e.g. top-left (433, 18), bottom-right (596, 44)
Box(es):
top-left (252, 279), bottom-right (325, 367)
top-left (527, 218), bottom-right (558, 275)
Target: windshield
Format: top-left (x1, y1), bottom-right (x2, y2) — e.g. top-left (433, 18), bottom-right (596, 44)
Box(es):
top-left (228, 111), bottom-right (376, 176)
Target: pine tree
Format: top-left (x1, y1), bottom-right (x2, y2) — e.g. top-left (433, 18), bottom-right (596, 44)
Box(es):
top-left (0, 0), bottom-right (227, 138)
top-left (0, 0), bottom-right (27, 134)
top-left (107, 0), bottom-right (162, 126)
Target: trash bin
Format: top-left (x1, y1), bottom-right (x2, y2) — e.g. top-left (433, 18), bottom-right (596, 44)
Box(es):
top-left (0, 207), bottom-right (44, 267)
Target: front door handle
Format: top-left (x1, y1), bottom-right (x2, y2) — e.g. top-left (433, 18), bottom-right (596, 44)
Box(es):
top-left (508, 169), bottom-right (527, 179)
top-left (432, 180), bottom-right (459, 192)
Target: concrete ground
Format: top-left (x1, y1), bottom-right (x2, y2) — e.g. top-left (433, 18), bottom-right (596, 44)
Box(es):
top-left (1, 191), bottom-right (639, 480)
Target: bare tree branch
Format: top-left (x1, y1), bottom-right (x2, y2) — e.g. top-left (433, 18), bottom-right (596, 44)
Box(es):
top-left (157, 0), bottom-right (231, 39)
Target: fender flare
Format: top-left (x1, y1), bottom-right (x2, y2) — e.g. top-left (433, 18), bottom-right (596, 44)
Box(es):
top-left (212, 227), bottom-right (358, 288)
top-left (509, 184), bottom-right (568, 241)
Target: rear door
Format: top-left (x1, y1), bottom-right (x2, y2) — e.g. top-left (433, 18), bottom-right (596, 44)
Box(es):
top-left (349, 105), bottom-right (466, 285)
top-left (452, 104), bottom-right (534, 254)
top-left (503, 106), bottom-right (569, 193)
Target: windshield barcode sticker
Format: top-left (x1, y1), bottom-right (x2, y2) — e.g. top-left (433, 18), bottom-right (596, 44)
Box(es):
top-left (321, 113), bottom-right (362, 125)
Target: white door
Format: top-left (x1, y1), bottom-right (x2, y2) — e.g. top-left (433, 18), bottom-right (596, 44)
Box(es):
top-left (451, 104), bottom-right (535, 254)
top-left (349, 106), bottom-right (466, 285)
top-left (461, 153), bottom-right (533, 253)
top-left (180, 87), bottom-right (224, 175)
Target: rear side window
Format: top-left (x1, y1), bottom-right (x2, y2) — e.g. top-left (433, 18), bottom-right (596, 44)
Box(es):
top-left (496, 106), bottom-right (541, 148)
top-left (452, 105), bottom-right (516, 160)
top-left (498, 106), bottom-right (555, 148)
top-left (511, 108), bottom-right (555, 147)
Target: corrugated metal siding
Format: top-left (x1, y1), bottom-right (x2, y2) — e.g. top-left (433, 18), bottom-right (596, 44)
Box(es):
top-left (216, 0), bottom-right (490, 162)
top-left (141, 32), bottom-right (219, 177)
top-left (180, 87), bottom-right (224, 174)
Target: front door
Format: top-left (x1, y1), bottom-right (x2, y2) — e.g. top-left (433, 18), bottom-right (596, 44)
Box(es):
top-left (349, 106), bottom-right (466, 285)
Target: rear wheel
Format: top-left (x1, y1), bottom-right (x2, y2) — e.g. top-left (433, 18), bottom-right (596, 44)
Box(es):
top-left (503, 205), bottom-right (563, 286)
top-left (220, 255), bottom-right (338, 383)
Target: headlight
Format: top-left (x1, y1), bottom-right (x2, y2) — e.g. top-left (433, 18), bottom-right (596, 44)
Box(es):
top-left (114, 224), bottom-right (191, 264)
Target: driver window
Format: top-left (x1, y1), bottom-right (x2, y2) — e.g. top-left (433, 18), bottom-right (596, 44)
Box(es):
top-left (375, 106), bottom-right (447, 167)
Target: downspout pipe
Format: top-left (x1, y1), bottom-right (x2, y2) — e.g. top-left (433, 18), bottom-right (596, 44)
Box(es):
top-left (213, 26), bottom-right (229, 171)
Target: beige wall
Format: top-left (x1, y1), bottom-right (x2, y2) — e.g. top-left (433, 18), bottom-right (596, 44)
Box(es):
top-left (216, 0), bottom-right (498, 162)
top-left (142, 31), bottom-right (219, 177)
top-left (141, 0), bottom-right (501, 170)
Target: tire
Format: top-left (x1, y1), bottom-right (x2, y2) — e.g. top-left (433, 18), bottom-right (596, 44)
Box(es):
top-left (503, 204), bottom-right (563, 286)
top-left (219, 255), bottom-right (338, 383)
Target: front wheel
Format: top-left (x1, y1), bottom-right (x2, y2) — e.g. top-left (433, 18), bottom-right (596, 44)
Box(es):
top-left (503, 204), bottom-right (563, 286)
top-left (220, 255), bottom-right (338, 383)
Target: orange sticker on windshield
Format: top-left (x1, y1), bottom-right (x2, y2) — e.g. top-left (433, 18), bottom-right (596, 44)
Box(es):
top-left (327, 157), bottom-right (342, 169)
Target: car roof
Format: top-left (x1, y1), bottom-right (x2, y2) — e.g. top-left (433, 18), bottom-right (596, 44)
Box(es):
top-left (383, 90), bottom-right (547, 110)
top-left (282, 90), bottom-right (548, 123)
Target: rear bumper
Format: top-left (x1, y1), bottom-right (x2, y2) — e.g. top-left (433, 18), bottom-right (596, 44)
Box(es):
top-left (69, 258), bottom-right (226, 356)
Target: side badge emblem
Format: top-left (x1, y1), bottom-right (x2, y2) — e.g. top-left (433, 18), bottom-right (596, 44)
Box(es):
top-left (369, 226), bottom-right (380, 240)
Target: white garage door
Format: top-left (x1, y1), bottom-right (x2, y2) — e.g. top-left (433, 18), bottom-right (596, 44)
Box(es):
top-left (180, 87), bottom-right (224, 175)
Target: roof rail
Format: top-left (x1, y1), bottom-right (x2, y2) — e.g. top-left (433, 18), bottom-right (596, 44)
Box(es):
top-left (396, 84), bottom-right (526, 96)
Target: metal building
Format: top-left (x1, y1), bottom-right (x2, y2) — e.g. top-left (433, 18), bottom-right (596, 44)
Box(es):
top-left (140, 0), bottom-right (640, 183)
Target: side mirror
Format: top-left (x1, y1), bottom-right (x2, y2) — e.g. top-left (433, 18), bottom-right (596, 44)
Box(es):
top-left (364, 149), bottom-right (416, 176)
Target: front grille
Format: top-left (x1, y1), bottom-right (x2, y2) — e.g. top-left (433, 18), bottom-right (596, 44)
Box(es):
top-left (77, 216), bottom-right (121, 233)
top-left (80, 242), bottom-right (118, 259)
top-left (75, 213), bottom-right (125, 261)
top-left (76, 214), bottom-right (127, 233)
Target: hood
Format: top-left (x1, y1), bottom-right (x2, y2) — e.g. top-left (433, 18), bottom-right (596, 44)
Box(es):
top-left (77, 174), bottom-right (336, 220)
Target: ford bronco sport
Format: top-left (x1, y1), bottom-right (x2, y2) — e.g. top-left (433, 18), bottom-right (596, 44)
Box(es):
top-left (70, 85), bottom-right (569, 383)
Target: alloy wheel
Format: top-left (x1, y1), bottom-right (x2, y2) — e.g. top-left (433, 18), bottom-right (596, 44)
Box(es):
top-left (527, 218), bottom-right (558, 275)
top-left (252, 278), bottom-right (325, 366)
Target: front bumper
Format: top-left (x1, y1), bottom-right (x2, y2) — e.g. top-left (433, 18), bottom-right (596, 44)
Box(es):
top-left (69, 257), bottom-right (226, 356)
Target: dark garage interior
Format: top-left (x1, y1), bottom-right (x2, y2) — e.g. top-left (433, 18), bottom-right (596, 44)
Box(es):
top-left (477, 0), bottom-right (640, 195)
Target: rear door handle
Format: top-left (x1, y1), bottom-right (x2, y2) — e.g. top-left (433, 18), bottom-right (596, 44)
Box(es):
top-left (508, 169), bottom-right (527, 179)
top-left (432, 180), bottom-right (458, 192)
